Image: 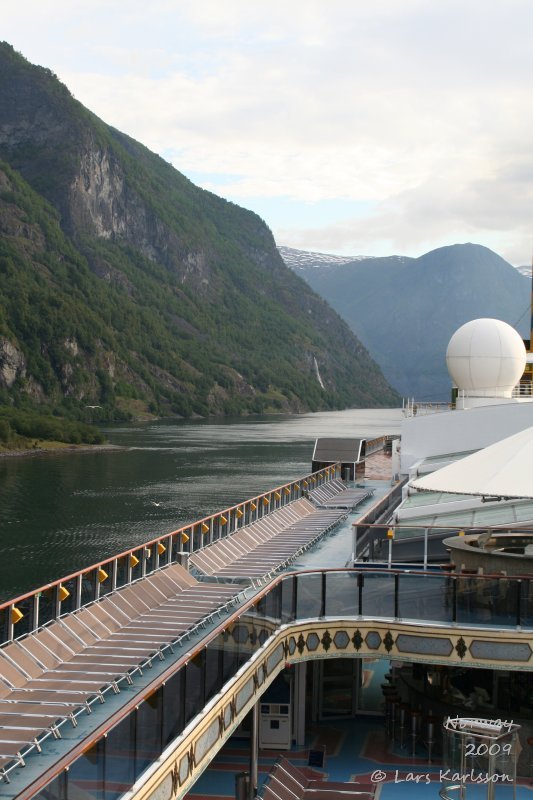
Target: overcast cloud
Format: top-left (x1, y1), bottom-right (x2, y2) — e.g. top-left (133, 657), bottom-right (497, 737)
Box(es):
top-left (3, 0), bottom-right (533, 263)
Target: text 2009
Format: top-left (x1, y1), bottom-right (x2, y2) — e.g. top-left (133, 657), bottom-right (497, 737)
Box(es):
top-left (465, 743), bottom-right (511, 757)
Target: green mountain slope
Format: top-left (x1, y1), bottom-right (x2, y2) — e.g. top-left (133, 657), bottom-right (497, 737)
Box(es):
top-left (0, 43), bottom-right (399, 421)
top-left (283, 243), bottom-right (530, 400)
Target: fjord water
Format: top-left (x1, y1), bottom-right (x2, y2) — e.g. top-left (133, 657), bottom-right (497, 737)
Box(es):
top-left (0, 408), bottom-right (401, 602)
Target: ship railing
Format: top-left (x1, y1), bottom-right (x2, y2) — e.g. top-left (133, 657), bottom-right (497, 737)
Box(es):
top-left (0, 464), bottom-right (341, 646)
top-left (402, 397), bottom-right (453, 417)
top-left (20, 566), bottom-right (533, 795)
top-left (352, 520), bottom-right (533, 571)
top-left (512, 381), bottom-right (533, 397)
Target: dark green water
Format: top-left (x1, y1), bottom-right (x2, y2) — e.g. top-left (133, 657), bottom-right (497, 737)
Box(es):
top-left (0, 408), bottom-right (401, 602)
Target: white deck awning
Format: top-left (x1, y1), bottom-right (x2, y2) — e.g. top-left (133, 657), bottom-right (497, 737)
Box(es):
top-left (410, 425), bottom-right (533, 499)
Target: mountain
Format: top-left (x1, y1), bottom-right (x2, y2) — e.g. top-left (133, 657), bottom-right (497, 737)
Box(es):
top-left (278, 245), bottom-right (369, 271)
top-left (0, 44), bottom-right (399, 423)
top-left (280, 243), bottom-right (531, 400)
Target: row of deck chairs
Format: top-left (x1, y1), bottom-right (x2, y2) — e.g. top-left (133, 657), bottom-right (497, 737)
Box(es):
top-left (261, 758), bottom-right (376, 800)
top-left (189, 498), bottom-right (346, 582)
top-left (308, 479), bottom-right (374, 510)
top-left (0, 564), bottom-right (243, 781)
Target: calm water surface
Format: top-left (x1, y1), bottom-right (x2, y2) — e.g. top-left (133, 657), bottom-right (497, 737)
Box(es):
top-left (0, 408), bottom-right (401, 602)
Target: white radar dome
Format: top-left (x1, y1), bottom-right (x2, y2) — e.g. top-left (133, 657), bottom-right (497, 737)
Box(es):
top-left (446, 318), bottom-right (526, 398)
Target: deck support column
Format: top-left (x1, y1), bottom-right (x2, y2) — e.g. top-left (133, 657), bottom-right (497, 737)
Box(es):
top-left (249, 701), bottom-right (259, 800)
top-left (294, 661), bottom-right (306, 746)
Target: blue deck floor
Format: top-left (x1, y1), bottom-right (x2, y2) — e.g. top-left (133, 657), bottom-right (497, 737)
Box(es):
top-left (185, 714), bottom-right (533, 800)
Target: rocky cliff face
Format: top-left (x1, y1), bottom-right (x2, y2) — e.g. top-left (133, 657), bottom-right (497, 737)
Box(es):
top-left (0, 43), bottom-right (399, 419)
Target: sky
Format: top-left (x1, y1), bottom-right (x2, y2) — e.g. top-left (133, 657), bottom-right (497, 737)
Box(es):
top-left (3, 0), bottom-right (533, 264)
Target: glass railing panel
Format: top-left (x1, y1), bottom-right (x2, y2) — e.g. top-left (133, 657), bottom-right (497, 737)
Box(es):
top-left (162, 668), bottom-right (185, 747)
top-left (397, 573), bottom-right (452, 623)
top-left (205, 640), bottom-right (224, 705)
top-left (98, 566), bottom-right (113, 598)
top-left (37, 587), bottom-right (57, 628)
top-left (325, 572), bottom-right (359, 617)
top-left (455, 576), bottom-right (518, 627)
top-left (222, 626), bottom-right (239, 683)
top-left (359, 572), bottom-right (395, 618)
top-left (104, 713), bottom-right (136, 800)
top-left (295, 573), bottom-right (322, 619)
top-left (135, 689), bottom-right (163, 780)
top-left (33, 772), bottom-right (67, 800)
top-left (265, 581), bottom-right (281, 624)
top-left (11, 595), bottom-right (32, 638)
top-left (281, 575), bottom-right (295, 622)
top-left (520, 578), bottom-right (533, 627)
top-left (80, 570), bottom-right (97, 607)
top-left (144, 546), bottom-right (156, 575)
top-left (184, 652), bottom-right (205, 725)
top-left (58, 577), bottom-right (77, 615)
top-left (67, 739), bottom-right (104, 799)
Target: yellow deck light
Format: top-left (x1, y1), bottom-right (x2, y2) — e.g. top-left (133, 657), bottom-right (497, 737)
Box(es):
top-left (201, 523), bottom-right (209, 534)
top-left (11, 606), bottom-right (23, 625)
top-left (181, 532), bottom-right (190, 544)
top-left (387, 528), bottom-right (395, 539)
top-left (157, 542), bottom-right (166, 555)
top-left (130, 554), bottom-right (139, 569)
top-left (250, 502), bottom-right (257, 511)
top-left (284, 487), bottom-right (291, 495)
top-left (236, 508), bottom-right (243, 519)
top-left (294, 483), bottom-right (300, 491)
top-left (97, 567), bottom-right (109, 583)
top-left (263, 496), bottom-right (269, 506)
top-left (58, 585), bottom-right (70, 602)
top-left (220, 515), bottom-right (228, 526)
top-left (274, 492), bottom-right (281, 501)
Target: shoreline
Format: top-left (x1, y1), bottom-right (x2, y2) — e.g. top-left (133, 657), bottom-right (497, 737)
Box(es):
top-left (0, 443), bottom-right (127, 459)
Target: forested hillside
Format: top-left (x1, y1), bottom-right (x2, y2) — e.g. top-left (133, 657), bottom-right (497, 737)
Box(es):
top-left (0, 43), bottom-right (399, 433)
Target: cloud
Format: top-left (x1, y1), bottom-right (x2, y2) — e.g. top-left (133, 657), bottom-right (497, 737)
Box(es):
top-left (4, 0), bottom-right (533, 262)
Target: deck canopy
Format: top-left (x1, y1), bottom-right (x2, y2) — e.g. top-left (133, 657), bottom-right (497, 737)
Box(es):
top-left (312, 438), bottom-right (365, 464)
top-left (410, 425), bottom-right (533, 500)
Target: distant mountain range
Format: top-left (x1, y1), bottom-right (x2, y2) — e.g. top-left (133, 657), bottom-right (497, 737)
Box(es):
top-left (280, 243), bottom-right (531, 400)
top-left (0, 43), bottom-right (399, 423)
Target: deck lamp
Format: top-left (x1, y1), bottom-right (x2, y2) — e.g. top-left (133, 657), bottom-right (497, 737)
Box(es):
top-left (11, 606), bottom-right (23, 625)
top-left (274, 492), bottom-right (281, 501)
top-left (303, 480), bottom-right (308, 488)
top-left (157, 542), bottom-right (166, 555)
top-left (284, 487), bottom-right (291, 495)
top-left (97, 567), bottom-right (109, 583)
top-left (181, 531), bottom-right (190, 544)
top-left (294, 483), bottom-right (300, 491)
top-left (201, 523), bottom-right (209, 534)
top-left (263, 496), bottom-right (270, 506)
top-left (58, 585), bottom-right (70, 601)
top-left (250, 502), bottom-right (257, 511)
top-left (145, 547), bottom-right (151, 559)
top-left (130, 554), bottom-right (140, 569)
top-left (220, 515), bottom-right (228, 525)
top-left (236, 508), bottom-right (244, 519)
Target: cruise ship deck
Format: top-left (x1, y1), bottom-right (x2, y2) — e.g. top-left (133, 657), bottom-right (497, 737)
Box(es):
top-left (1, 456), bottom-right (532, 800)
